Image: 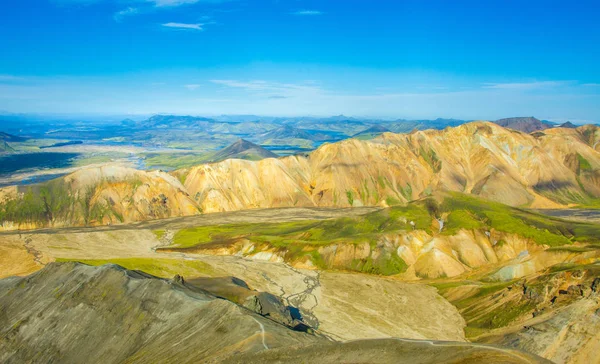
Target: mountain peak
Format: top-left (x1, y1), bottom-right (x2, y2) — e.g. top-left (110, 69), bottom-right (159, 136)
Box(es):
top-left (559, 121), bottom-right (577, 129)
top-left (494, 117), bottom-right (552, 133)
top-left (353, 124), bottom-right (391, 139)
top-left (227, 138), bottom-right (261, 152)
top-left (211, 139), bottom-right (278, 162)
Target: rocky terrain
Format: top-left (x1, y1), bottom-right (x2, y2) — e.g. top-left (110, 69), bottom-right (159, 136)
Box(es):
top-left (225, 338), bottom-right (551, 363)
top-left (0, 262), bottom-right (321, 363)
top-left (0, 196), bottom-right (599, 362)
top-left (0, 262), bottom-right (550, 364)
top-left (0, 221), bottom-right (468, 343)
top-left (434, 264), bottom-right (600, 363)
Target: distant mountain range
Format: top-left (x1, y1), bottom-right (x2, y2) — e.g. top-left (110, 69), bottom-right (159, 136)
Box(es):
top-left (260, 124), bottom-right (315, 141)
top-left (1, 113), bottom-right (597, 161)
top-left (258, 124), bottom-right (339, 144)
top-left (132, 114), bottom-right (217, 129)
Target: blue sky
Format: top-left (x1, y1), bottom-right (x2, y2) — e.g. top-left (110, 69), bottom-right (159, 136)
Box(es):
top-left (1, 0), bottom-right (599, 121)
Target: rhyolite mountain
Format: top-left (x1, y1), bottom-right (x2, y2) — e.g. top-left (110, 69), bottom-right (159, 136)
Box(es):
top-left (181, 121), bottom-right (600, 213)
top-left (2, 121), bottom-right (600, 229)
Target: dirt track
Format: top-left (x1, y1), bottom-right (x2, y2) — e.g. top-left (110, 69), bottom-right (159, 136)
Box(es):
top-left (536, 208), bottom-right (600, 224)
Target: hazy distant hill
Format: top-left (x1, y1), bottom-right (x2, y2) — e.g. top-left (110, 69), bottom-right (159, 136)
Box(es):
top-left (135, 115), bottom-right (217, 129)
top-left (0, 141), bottom-right (14, 153)
top-left (0, 131), bottom-right (26, 142)
top-left (353, 125), bottom-right (390, 139)
top-left (494, 117), bottom-right (554, 133)
top-left (384, 118), bottom-right (465, 134)
top-left (260, 124), bottom-right (314, 140)
top-left (210, 139), bottom-right (278, 162)
top-left (0, 131), bottom-right (25, 153)
top-left (287, 117), bottom-right (373, 136)
top-left (559, 121), bottom-right (578, 128)
top-left (257, 124), bottom-right (341, 149)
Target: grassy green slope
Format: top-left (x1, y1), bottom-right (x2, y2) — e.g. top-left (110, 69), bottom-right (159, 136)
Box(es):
top-left (165, 203), bottom-right (431, 250)
top-left (56, 257), bottom-right (215, 278)
top-left (164, 193), bottom-right (600, 252)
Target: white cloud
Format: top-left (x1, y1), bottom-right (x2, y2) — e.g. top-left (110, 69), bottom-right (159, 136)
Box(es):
top-left (291, 10), bottom-right (323, 16)
top-left (482, 81), bottom-right (571, 90)
top-left (162, 22), bottom-right (204, 30)
top-left (582, 83), bottom-right (600, 87)
top-left (51, 0), bottom-right (102, 5)
top-left (210, 79), bottom-right (271, 90)
top-left (210, 79), bottom-right (321, 93)
top-left (210, 79), bottom-right (323, 101)
top-left (113, 7), bottom-right (138, 22)
top-left (184, 84), bottom-right (200, 90)
top-left (54, 0), bottom-right (230, 8)
top-left (3, 76), bottom-right (599, 121)
top-left (147, 0), bottom-right (233, 6)
top-left (148, 0), bottom-right (199, 7)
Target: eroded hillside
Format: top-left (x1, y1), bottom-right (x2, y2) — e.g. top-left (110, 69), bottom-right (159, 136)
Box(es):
top-left (2, 122), bottom-right (600, 231)
top-left (0, 262), bottom-right (549, 364)
top-left (182, 122), bottom-right (600, 212)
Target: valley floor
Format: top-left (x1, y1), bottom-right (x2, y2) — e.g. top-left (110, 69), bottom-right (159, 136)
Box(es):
top-left (1, 206), bottom-right (599, 363)
top-left (0, 206), bottom-right (465, 343)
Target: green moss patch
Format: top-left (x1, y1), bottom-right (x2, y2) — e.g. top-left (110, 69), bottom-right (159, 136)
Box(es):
top-left (440, 192), bottom-right (600, 246)
top-left (577, 153), bottom-right (592, 172)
